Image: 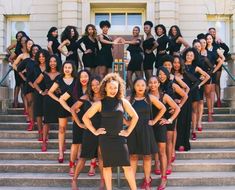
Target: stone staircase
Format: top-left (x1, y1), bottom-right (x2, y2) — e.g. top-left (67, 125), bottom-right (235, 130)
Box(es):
top-left (0, 106), bottom-right (235, 190)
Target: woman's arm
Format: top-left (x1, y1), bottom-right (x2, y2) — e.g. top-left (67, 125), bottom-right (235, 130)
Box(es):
top-left (33, 73), bottom-right (46, 95)
top-left (12, 54), bottom-right (23, 70)
top-left (177, 37), bottom-right (190, 54)
top-left (172, 83), bottom-right (188, 108)
top-left (47, 41), bottom-right (54, 55)
top-left (48, 82), bottom-right (60, 102)
top-left (124, 38), bottom-right (141, 45)
top-left (119, 98), bottom-right (139, 137)
top-left (6, 43), bottom-right (16, 54)
top-left (195, 66), bottom-right (210, 87)
top-left (82, 101), bottom-right (106, 135)
top-left (58, 39), bottom-right (70, 57)
top-left (58, 92), bottom-right (72, 113)
top-left (174, 76), bottom-right (190, 94)
top-left (149, 94), bottom-right (166, 125)
top-left (163, 94), bottom-right (180, 122)
top-left (71, 96), bottom-right (87, 129)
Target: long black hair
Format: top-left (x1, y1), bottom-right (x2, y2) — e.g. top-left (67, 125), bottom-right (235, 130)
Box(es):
top-left (47, 27), bottom-right (58, 40)
top-left (61, 25), bottom-right (79, 42)
top-left (168, 25), bottom-right (182, 39)
top-left (87, 75), bottom-right (102, 101)
top-left (35, 49), bottom-right (50, 66)
top-left (46, 55), bottom-right (61, 72)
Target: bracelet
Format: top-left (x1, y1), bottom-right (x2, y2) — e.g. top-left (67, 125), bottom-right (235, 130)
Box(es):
top-left (167, 118), bottom-right (173, 124)
top-left (39, 90), bottom-right (43, 94)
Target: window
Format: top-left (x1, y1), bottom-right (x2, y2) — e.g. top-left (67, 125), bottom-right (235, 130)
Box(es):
top-left (93, 11), bottom-right (144, 34)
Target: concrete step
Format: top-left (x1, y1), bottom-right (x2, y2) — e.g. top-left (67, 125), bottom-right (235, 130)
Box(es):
top-left (0, 121), bottom-right (235, 131)
top-left (202, 114), bottom-right (235, 121)
top-left (0, 115), bottom-right (72, 122)
top-left (0, 172), bottom-right (235, 187)
top-left (0, 159), bottom-right (234, 173)
top-left (0, 139), bottom-right (72, 149)
top-left (195, 129), bottom-right (235, 138)
top-left (0, 148), bottom-right (235, 161)
top-left (203, 107), bottom-right (234, 114)
top-left (0, 130), bottom-right (72, 139)
top-left (190, 138), bottom-right (235, 149)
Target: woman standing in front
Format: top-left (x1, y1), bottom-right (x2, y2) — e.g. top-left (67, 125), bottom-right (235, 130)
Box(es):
top-left (82, 73), bottom-right (139, 190)
top-left (48, 61), bottom-right (77, 163)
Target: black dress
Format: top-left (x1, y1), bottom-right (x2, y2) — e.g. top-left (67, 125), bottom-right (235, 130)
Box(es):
top-left (66, 39), bottom-right (79, 69)
top-left (43, 73), bottom-right (61, 123)
top-left (76, 36), bottom-right (99, 68)
top-left (98, 35), bottom-right (113, 68)
top-left (80, 100), bottom-right (101, 159)
top-left (168, 36), bottom-right (182, 55)
top-left (143, 38), bottom-right (155, 70)
top-left (127, 98), bottom-right (157, 155)
top-left (155, 35), bottom-right (169, 68)
top-left (152, 96), bottom-right (167, 143)
top-left (33, 66), bottom-right (46, 117)
top-left (127, 39), bottom-right (143, 71)
top-left (48, 36), bottom-right (62, 66)
top-left (55, 77), bottom-right (76, 118)
top-left (14, 47), bottom-right (24, 87)
top-left (99, 97), bottom-right (130, 167)
top-left (17, 58), bottom-right (35, 95)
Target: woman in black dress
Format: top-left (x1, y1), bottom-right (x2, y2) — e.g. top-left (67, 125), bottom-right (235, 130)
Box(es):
top-left (97, 20), bottom-right (122, 78)
top-left (82, 73), bottom-right (139, 190)
top-left (183, 48), bottom-right (210, 140)
top-left (71, 75), bottom-right (104, 189)
top-left (143, 21), bottom-right (158, 81)
top-left (8, 31), bottom-right (27, 108)
top-left (127, 78), bottom-right (165, 189)
top-left (76, 24), bottom-right (99, 74)
top-left (154, 24), bottom-right (169, 69)
top-left (17, 44), bottom-right (42, 131)
top-left (124, 26), bottom-right (143, 89)
top-left (148, 75), bottom-right (180, 190)
top-left (48, 61), bottom-right (77, 163)
top-left (47, 27), bottom-right (62, 67)
top-left (33, 49), bottom-right (50, 141)
top-left (59, 69), bottom-right (90, 176)
top-left (168, 25), bottom-right (189, 56)
top-left (58, 26), bottom-right (81, 70)
top-left (157, 66), bottom-right (187, 175)
top-left (33, 55), bottom-right (61, 151)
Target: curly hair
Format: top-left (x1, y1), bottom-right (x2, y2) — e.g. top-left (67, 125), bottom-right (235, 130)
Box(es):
top-left (61, 25), bottom-right (79, 42)
top-left (182, 47), bottom-right (200, 67)
top-left (46, 54), bottom-right (61, 72)
top-left (35, 49), bottom-right (50, 66)
top-left (99, 20), bottom-right (111, 29)
top-left (84, 24), bottom-right (97, 38)
top-left (60, 60), bottom-right (77, 78)
top-left (29, 44), bottom-right (42, 58)
top-left (99, 73), bottom-right (125, 99)
top-left (172, 55), bottom-right (185, 75)
top-left (155, 24), bottom-right (167, 35)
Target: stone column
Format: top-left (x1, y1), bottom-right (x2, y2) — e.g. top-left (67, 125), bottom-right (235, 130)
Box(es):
top-left (223, 53), bottom-right (235, 107)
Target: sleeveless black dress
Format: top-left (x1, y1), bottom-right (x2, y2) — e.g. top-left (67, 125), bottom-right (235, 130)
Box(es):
top-left (152, 95), bottom-right (167, 143)
top-left (143, 38), bottom-right (156, 70)
top-left (76, 36), bottom-right (99, 68)
top-left (48, 36), bottom-right (61, 65)
top-left (43, 73), bottom-right (60, 123)
top-left (127, 39), bottom-right (143, 71)
top-left (127, 98), bottom-right (157, 155)
top-left (98, 35), bottom-right (113, 68)
top-left (66, 40), bottom-right (79, 69)
top-left (168, 36), bottom-right (182, 55)
top-left (99, 97), bottom-right (130, 167)
top-left (55, 77), bottom-right (76, 118)
top-left (155, 34), bottom-right (169, 68)
top-left (33, 66), bottom-right (46, 117)
top-left (80, 100), bottom-right (101, 159)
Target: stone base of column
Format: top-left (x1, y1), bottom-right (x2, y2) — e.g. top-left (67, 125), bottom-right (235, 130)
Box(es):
top-left (0, 86), bottom-right (11, 113)
top-left (223, 86), bottom-right (235, 108)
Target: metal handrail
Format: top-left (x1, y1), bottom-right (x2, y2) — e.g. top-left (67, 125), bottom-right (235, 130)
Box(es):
top-left (0, 65), bottom-right (13, 86)
top-left (222, 64), bottom-right (235, 82)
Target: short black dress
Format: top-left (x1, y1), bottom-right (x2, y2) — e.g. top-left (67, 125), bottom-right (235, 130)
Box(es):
top-left (152, 95), bottom-right (167, 143)
top-left (48, 36), bottom-right (61, 66)
top-left (76, 36), bottom-right (99, 68)
top-left (127, 98), bottom-right (158, 155)
top-left (143, 38), bottom-right (156, 70)
top-left (80, 100), bottom-right (101, 159)
top-left (55, 77), bottom-right (76, 118)
top-left (168, 36), bottom-right (182, 55)
top-left (98, 35), bottom-right (113, 68)
top-left (14, 48), bottom-right (24, 87)
top-left (33, 66), bottom-right (46, 117)
top-left (204, 50), bottom-right (217, 84)
top-left (66, 39), bottom-right (79, 69)
top-left (155, 34), bottom-right (169, 68)
top-left (127, 39), bottom-right (143, 71)
top-left (43, 73), bottom-right (61, 123)
top-left (99, 97), bottom-right (130, 167)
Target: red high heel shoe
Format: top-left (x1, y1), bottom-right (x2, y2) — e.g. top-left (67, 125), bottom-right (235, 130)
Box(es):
top-left (197, 124), bottom-right (203, 132)
top-left (58, 152), bottom-right (64, 163)
top-left (154, 169), bottom-right (161, 175)
top-left (27, 120), bottom-right (34, 131)
top-left (41, 142), bottom-right (47, 152)
top-left (178, 146), bottom-right (185, 152)
top-left (217, 99), bottom-right (222, 107)
top-left (88, 161), bottom-right (97, 176)
top-left (69, 161), bottom-right (75, 176)
top-left (191, 132), bottom-right (197, 140)
top-left (140, 177), bottom-right (152, 189)
top-left (157, 176), bottom-right (167, 190)
top-left (38, 130), bottom-right (43, 141)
